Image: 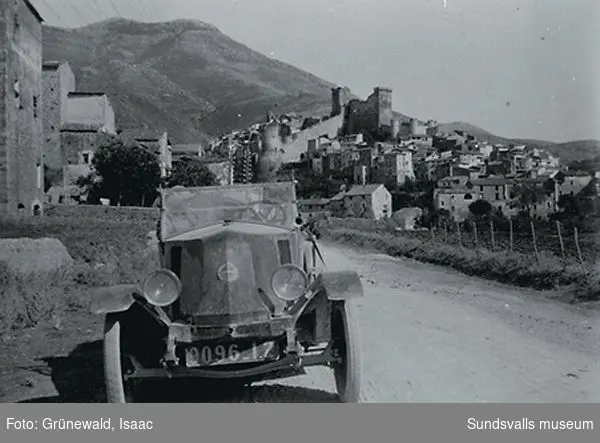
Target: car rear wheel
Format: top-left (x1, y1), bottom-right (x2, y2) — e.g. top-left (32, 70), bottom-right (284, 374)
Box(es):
top-left (331, 301), bottom-right (362, 403)
top-left (103, 313), bottom-right (135, 403)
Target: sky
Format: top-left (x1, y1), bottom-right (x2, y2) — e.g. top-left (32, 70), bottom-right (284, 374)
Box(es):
top-left (31, 0), bottom-right (600, 143)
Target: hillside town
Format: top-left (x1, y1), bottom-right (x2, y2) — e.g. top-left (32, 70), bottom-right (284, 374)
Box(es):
top-left (1, 0), bottom-right (598, 226)
top-left (208, 86), bottom-right (599, 227)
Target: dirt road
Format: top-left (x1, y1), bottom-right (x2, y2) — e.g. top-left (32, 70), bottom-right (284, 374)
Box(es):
top-left (1, 241), bottom-right (599, 403)
top-left (260, 242), bottom-right (600, 402)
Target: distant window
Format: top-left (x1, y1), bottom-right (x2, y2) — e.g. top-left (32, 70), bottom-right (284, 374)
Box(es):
top-left (480, 185), bottom-right (483, 191)
top-left (464, 193), bottom-right (473, 200)
top-left (33, 205), bottom-right (41, 216)
top-left (82, 153), bottom-right (90, 164)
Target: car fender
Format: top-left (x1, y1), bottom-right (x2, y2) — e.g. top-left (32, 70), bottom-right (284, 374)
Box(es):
top-left (89, 284), bottom-right (140, 315)
top-left (313, 270), bottom-right (364, 301)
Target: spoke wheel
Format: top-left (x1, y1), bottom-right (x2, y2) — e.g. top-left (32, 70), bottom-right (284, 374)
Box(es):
top-left (103, 314), bottom-right (136, 403)
top-left (331, 301), bottom-right (362, 403)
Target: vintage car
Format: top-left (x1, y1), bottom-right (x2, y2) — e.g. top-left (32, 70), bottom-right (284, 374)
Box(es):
top-left (90, 182), bottom-right (364, 403)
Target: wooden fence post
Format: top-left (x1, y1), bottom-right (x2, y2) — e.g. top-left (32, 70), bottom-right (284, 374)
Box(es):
top-left (489, 218), bottom-right (495, 252)
top-left (473, 221), bottom-right (479, 249)
top-left (530, 220), bottom-right (539, 262)
top-left (444, 222), bottom-right (448, 243)
top-left (509, 218), bottom-right (514, 253)
top-left (456, 220), bottom-right (463, 249)
top-left (574, 227), bottom-right (587, 273)
top-left (556, 220), bottom-right (565, 259)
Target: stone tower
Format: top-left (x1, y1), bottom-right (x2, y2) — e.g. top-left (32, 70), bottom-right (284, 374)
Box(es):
top-left (0, 0), bottom-right (45, 216)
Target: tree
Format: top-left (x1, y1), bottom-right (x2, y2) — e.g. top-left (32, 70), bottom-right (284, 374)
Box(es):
top-left (78, 138), bottom-right (162, 207)
top-left (509, 181), bottom-right (548, 217)
top-left (43, 165), bottom-right (62, 192)
top-left (166, 158), bottom-right (217, 188)
top-left (468, 199), bottom-right (492, 219)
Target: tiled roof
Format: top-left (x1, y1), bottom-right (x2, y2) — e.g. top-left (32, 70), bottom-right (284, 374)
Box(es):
top-left (68, 92), bottom-right (107, 97)
top-left (330, 191), bottom-right (346, 201)
top-left (60, 122), bottom-right (108, 132)
top-left (120, 129), bottom-right (168, 143)
top-left (469, 176), bottom-right (516, 186)
top-left (434, 187), bottom-right (472, 195)
top-left (299, 198), bottom-right (330, 206)
top-left (345, 184), bottom-right (385, 196)
top-left (171, 144), bottom-right (202, 155)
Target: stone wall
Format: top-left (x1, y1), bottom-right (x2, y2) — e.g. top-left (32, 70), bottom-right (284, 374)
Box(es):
top-left (44, 203), bottom-right (160, 224)
top-left (279, 114), bottom-right (344, 164)
top-left (0, 0), bottom-right (44, 216)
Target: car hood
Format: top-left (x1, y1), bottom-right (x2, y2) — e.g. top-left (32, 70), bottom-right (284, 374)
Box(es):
top-left (165, 223), bottom-right (302, 327)
top-left (164, 221), bottom-right (294, 243)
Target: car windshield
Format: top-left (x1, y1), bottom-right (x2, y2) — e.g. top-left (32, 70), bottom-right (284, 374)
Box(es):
top-left (160, 182), bottom-right (298, 240)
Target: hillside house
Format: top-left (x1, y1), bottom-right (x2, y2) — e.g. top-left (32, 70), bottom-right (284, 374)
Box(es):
top-left (66, 92), bottom-right (116, 133)
top-left (299, 198), bottom-right (331, 220)
top-left (373, 149), bottom-right (415, 186)
top-left (433, 187), bottom-right (475, 221)
top-left (60, 122), bottom-right (114, 165)
top-left (341, 184), bottom-right (392, 220)
top-left (171, 143), bottom-right (203, 163)
top-left (120, 129), bottom-right (173, 178)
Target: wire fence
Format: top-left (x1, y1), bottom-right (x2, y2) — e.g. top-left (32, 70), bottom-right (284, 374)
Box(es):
top-left (324, 217), bottom-right (600, 270)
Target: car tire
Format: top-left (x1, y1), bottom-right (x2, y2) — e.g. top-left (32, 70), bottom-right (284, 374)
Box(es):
top-left (331, 301), bottom-right (362, 403)
top-left (103, 313), bottom-right (135, 403)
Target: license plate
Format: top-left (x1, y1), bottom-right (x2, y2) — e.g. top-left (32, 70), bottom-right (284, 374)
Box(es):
top-left (184, 341), bottom-right (278, 368)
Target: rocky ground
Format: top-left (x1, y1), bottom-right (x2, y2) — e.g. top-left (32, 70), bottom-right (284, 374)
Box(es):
top-left (1, 241), bottom-right (598, 403)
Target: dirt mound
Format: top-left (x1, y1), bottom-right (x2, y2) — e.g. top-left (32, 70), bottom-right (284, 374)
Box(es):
top-left (0, 238), bottom-right (74, 331)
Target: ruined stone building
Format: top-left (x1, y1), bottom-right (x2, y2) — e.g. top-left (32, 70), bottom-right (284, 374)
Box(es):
top-left (343, 87), bottom-right (398, 140)
top-left (120, 129), bottom-right (172, 179)
top-left (42, 60), bottom-right (75, 171)
top-left (42, 60), bottom-right (117, 189)
top-left (330, 86), bottom-right (351, 117)
top-left (0, 0), bottom-right (44, 215)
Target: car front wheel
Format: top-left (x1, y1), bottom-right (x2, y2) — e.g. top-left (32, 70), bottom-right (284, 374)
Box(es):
top-left (103, 313), bottom-right (135, 403)
top-left (331, 301), bottom-right (362, 403)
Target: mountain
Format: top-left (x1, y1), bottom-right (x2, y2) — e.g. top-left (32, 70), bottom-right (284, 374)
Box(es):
top-left (42, 18), bottom-right (337, 144)
top-left (438, 122), bottom-right (600, 164)
top-left (42, 18), bottom-right (600, 163)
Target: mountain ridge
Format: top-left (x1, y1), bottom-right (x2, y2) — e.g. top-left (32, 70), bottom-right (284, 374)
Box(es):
top-left (42, 18), bottom-right (600, 163)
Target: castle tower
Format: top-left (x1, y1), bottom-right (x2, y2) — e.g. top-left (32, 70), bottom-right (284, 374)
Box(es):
top-left (42, 60), bottom-right (76, 171)
top-left (374, 87), bottom-right (393, 128)
top-left (331, 86), bottom-right (351, 117)
top-left (0, 0), bottom-right (45, 216)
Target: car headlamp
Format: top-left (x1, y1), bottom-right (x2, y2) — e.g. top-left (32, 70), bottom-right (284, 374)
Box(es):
top-left (270, 264), bottom-right (309, 302)
top-left (141, 269), bottom-right (182, 307)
